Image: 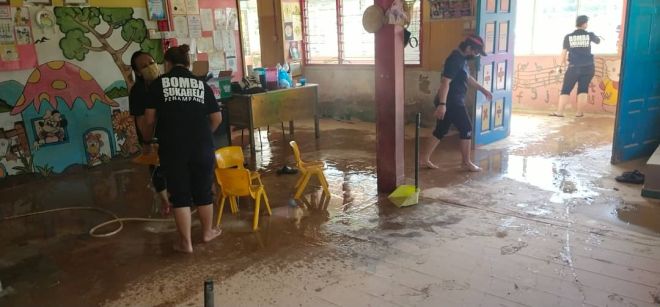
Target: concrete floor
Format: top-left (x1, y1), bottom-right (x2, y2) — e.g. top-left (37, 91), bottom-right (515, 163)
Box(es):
top-left (1, 113), bottom-right (659, 306)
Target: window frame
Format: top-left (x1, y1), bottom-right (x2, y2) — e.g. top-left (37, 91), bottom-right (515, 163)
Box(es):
top-left (301, 0), bottom-right (423, 67)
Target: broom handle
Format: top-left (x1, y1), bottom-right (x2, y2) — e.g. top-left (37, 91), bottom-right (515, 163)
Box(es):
top-left (415, 112), bottom-right (420, 189)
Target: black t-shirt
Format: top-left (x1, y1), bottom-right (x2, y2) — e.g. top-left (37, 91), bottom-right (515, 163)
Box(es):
top-left (563, 29), bottom-right (600, 67)
top-left (129, 78), bottom-right (149, 143)
top-left (438, 49), bottom-right (469, 106)
top-left (146, 66), bottom-right (220, 151)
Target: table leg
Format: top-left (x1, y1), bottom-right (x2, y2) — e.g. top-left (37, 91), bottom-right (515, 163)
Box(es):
top-left (289, 121), bottom-right (294, 137)
top-left (249, 126), bottom-right (256, 169)
top-left (314, 115), bottom-right (320, 139)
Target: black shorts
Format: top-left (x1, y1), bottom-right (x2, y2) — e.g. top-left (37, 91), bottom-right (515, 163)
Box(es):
top-left (561, 65), bottom-right (595, 95)
top-left (433, 104), bottom-right (472, 140)
top-left (149, 165), bottom-right (167, 193)
top-left (159, 147), bottom-right (215, 208)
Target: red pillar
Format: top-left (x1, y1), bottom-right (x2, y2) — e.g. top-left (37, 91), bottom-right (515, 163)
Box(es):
top-left (374, 0), bottom-right (405, 193)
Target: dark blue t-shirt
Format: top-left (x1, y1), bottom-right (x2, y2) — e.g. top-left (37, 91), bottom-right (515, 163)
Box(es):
top-left (436, 49), bottom-right (469, 106)
top-left (563, 29), bottom-right (600, 67)
top-left (146, 66), bottom-right (219, 151)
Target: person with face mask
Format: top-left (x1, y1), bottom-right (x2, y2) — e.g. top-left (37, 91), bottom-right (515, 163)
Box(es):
top-left (129, 51), bottom-right (171, 215)
top-left (551, 15), bottom-right (600, 117)
top-left (142, 45), bottom-right (223, 253)
top-left (421, 34), bottom-right (492, 172)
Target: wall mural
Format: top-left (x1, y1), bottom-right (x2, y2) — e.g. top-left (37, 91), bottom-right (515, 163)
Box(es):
top-left (0, 7), bottom-right (161, 179)
top-left (512, 56), bottom-right (621, 113)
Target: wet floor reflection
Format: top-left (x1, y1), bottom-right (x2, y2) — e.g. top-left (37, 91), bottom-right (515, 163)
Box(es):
top-left (1, 115), bottom-right (658, 306)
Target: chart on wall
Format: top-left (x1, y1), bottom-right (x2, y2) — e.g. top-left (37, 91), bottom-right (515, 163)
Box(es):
top-left (0, 5), bottom-right (38, 71)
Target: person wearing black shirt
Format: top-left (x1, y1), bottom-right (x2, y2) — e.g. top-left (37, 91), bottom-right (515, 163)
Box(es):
top-left (422, 35), bottom-right (493, 172)
top-left (142, 45), bottom-right (223, 253)
top-left (551, 15), bottom-right (600, 117)
top-left (129, 51), bottom-right (171, 215)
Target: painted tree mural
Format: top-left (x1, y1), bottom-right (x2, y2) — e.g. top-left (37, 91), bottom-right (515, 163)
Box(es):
top-left (54, 7), bottom-right (163, 89)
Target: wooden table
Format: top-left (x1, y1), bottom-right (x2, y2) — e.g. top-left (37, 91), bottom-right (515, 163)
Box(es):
top-left (225, 84), bottom-right (320, 163)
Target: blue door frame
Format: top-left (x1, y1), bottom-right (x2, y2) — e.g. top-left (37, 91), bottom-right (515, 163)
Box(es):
top-left (474, 0), bottom-right (516, 146)
top-left (612, 0), bottom-right (660, 163)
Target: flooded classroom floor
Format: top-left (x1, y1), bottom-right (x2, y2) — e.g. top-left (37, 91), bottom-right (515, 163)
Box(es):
top-left (1, 113), bottom-right (659, 306)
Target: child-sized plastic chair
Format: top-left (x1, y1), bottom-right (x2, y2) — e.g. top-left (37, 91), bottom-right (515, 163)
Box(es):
top-left (214, 168), bottom-right (272, 231)
top-left (289, 141), bottom-right (330, 200)
top-left (215, 146), bottom-right (262, 184)
top-left (214, 146), bottom-right (263, 215)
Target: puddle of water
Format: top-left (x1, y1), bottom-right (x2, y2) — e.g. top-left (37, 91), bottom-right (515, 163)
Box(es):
top-left (616, 203), bottom-right (660, 234)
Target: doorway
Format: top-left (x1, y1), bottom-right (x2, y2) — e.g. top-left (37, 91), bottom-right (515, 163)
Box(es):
top-left (238, 0), bottom-right (262, 73)
top-left (477, 0), bottom-right (626, 159)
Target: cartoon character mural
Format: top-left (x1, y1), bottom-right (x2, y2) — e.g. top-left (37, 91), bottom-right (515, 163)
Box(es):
top-left (10, 61), bottom-right (118, 173)
top-left (0, 6), bottom-right (164, 179)
top-left (599, 59), bottom-right (620, 107)
top-left (84, 129), bottom-right (112, 166)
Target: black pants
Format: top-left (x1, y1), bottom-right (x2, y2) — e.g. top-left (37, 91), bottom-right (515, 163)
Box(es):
top-left (149, 165), bottom-right (167, 192)
top-left (433, 104), bottom-right (473, 140)
top-left (561, 65), bottom-right (595, 95)
top-left (159, 146), bottom-right (215, 208)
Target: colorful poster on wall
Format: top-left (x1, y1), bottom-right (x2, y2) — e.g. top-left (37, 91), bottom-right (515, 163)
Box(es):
top-left (0, 44), bottom-right (18, 61)
top-left (284, 21), bottom-right (294, 41)
top-left (498, 22), bottom-right (508, 52)
top-left (214, 8), bottom-right (227, 30)
top-left (494, 99), bottom-right (504, 127)
top-left (429, 0), bottom-right (471, 20)
top-left (200, 8), bottom-right (214, 31)
top-left (13, 6), bottom-right (30, 26)
top-left (292, 17), bottom-right (302, 41)
top-left (185, 0), bottom-right (199, 15)
top-left (212, 30), bottom-right (224, 51)
top-left (170, 0), bottom-right (187, 15)
top-left (226, 8), bottom-right (238, 31)
top-left (196, 37), bottom-right (213, 53)
top-left (0, 6), bottom-right (11, 19)
top-left (173, 15), bottom-right (188, 37)
top-left (485, 22), bottom-right (495, 54)
top-left (187, 15), bottom-right (202, 38)
top-left (282, 2), bottom-right (300, 22)
top-left (208, 51), bottom-right (225, 71)
top-left (226, 54), bottom-right (237, 72)
top-left (147, 0), bottom-right (166, 20)
top-left (15, 26), bottom-right (31, 44)
top-left (0, 20), bottom-right (14, 44)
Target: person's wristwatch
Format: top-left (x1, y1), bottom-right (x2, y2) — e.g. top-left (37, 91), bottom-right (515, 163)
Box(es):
top-left (438, 102), bottom-right (447, 106)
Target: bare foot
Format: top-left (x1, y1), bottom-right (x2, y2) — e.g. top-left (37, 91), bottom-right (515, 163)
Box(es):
top-left (173, 240), bottom-right (193, 254)
top-left (422, 161), bottom-right (439, 169)
top-left (202, 228), bottom-right (222, 243)
top-left (462, 162), bottom-right (482, 172)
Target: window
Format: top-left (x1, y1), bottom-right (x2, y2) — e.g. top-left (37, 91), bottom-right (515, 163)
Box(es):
top-left (303, 0), bottom-right (421, 65)
top-left (239, 0), bottom-right (262, 70)
top-left (514, 0), bottom-right (622, 55)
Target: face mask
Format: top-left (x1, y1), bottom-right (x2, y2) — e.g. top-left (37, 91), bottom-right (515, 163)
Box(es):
top-left (140, 63), bottom-right (160, 81)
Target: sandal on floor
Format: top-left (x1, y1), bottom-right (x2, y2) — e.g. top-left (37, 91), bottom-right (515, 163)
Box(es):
top-left (549, 112), bottom-right (564, 117)
top-left (615, 170), bottom-right (645, 184)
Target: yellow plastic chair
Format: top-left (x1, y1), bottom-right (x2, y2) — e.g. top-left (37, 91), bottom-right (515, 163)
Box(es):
top-left (215, 146), bottom-right (262, 184)
top-left (289, 141), bottom-right (330, 200)
top-left (214, 168), bottom-right (272, 231)
top-left (214, 146), bottom-right (263, 215)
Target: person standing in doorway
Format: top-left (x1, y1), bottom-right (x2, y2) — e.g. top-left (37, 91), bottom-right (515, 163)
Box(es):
top-left (142, 45), bottom-right (223, 253)
top-left (129, 51), bottom-right (171, 216)
top-left (551, 15), bottom-right (600, 117)
top-left (422, 35), bottom-right (493, 172)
